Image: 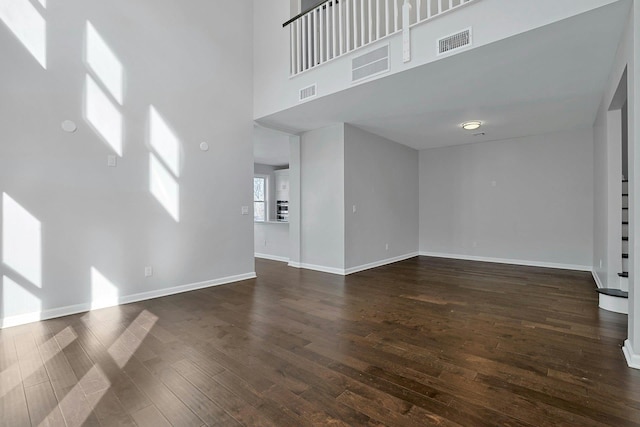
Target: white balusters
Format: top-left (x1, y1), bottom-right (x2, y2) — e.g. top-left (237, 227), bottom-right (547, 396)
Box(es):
top-left (337, 0), bottom-right (344, 55)
top-left (346, 0), bottom-right (351, 51)
top-left (332, 0), bottom-right (337, 57)
top-left (360, 0), bottom-right (365, 46)
top-left (320, 6), bottom-right (325, 61)
top-left (376, 0), bottom-right (381, 40)
top-left (314, 9), bottom-right (319, 66)
top-left (385, 0), bottom-right (389, 36)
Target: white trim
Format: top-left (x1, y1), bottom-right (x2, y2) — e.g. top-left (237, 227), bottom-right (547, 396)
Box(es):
top-left (294, 262), bottom-right (346, 275)
top-left (344, 252), bottom-right (419, 275)
top-left (592, 270), bottom-right (605, 289)
top-left (419, 252), bottom-right (592, 272)
top-left (288, 252), bottom-right (418, 276)
top-left (255, 253), bottom-right (290, 263)
top-left (623, 340), bottom-right (640, 369)
top-left (0, 272), bottom-right (256, 330)
top-left (598, 293), bottom-right (628, 314)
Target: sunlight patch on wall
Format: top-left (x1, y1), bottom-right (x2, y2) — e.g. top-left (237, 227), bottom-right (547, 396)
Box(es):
top-left (149, 106), bottom-right (181, 177)
top-left (85, 21), bottom-right (124, 105)
top-left (2, 193), bottom-right (42, 287)
top-left (2, 275), bottom-right (41, 319)
top-left (90, 267), bottom-right (119, 311)
top-left (107, 310), bottom-right (158, 368)
top-left (150, 153), bottom-right (180, 222)
top-left (85, 74), bottom-right (123, 156)
top-left (0, 0), bottom-right (46, 68)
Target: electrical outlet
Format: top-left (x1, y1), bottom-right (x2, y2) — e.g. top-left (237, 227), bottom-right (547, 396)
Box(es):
top-left (599, 259), bottom-right (603, 269)
top-left (264, 240), bottom-right (267, 246)
top-left (241, 206), bottom-right (249, 215)
top-left (385, 243), bottom-right (389, 251)
top-left (145, 266), bottom-right (153, 277)
top-left (352, 205), bottom-right (357, 214)
top-left (107, 155), bottom-right (117, 167)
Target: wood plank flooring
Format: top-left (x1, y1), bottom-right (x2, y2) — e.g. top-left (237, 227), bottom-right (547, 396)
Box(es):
top-left (1, 256), bottom-right (639, 426)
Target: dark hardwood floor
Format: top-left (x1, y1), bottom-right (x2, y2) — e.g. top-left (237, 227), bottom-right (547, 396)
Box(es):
top-left (1, 256), bottom-right (639, 426)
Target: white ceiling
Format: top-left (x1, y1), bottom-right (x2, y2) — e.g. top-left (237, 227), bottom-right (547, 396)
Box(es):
top-left (256, 2), bottom-right (629, 150)
top-left (253, 125), bottom-right (290, 166)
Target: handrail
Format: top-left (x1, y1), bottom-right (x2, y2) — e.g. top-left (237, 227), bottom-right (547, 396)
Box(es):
top-left (283, 0), bottom-right (338, 27)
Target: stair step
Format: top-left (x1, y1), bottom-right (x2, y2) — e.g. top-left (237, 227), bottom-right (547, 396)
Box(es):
top-left (597, 288), bottom-right (629, 298)
top-left (619, 272), bottom-right (629, 278)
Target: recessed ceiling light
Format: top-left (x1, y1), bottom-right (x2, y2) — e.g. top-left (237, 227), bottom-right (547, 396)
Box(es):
top-left (462, 121), bottom-right (482, 131)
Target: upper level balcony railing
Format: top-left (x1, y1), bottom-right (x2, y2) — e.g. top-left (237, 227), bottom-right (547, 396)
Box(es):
top-left (284, 0), bottom-right (476, 77)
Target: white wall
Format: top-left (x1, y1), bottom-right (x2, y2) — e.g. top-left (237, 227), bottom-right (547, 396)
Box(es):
top-left (420, 129), bottom-right (594, 269)
top-left (254, 223), bottom-right (290, 261)
top-left (344, 125), bottom-right (419, 270)
top-left (0, 0), bottom-right (254, 327)
top-left (300, 124), bottom-right (345, 271)
top-left (594, 9), bottom-right (632, 288)
top-left (629, 0), bottom-right (640, 368)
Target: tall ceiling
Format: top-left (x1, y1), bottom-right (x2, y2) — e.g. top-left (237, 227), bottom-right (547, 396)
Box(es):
top-left (256, 1), bottom-right (630, 150)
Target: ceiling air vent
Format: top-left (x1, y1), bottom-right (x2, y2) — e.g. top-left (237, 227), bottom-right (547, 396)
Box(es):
top-left (299, 84), bottom-right (317, 102)
top-left (438, 28), bottom-right (472, 55)
top-left (352, 44), bottom-right (389, 83)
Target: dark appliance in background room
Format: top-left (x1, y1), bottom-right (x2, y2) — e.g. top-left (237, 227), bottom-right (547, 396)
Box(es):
top-left (276, 200), bottom-right (289, 222)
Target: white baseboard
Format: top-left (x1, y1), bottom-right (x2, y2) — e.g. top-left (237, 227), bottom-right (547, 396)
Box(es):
top-left (255, 253), bottom-right (289, 263)
top-left (419, 252), bottom-right (591, 272)
top-left (0, 272), bottom-right (256, 330)
top-left (288, 252), bottom-right (418, 276)
top-left (623, 340), bottom-right (640, 369)
top-left (592, 270), bottom-right (604, 289)
top-left (293, 262), bottom-right (346, 275)
top-left (344, 252), bottom-right (419, 275)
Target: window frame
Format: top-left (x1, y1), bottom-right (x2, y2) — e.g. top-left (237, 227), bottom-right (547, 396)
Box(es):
top-left (253, 174), bottom-right (268, 222)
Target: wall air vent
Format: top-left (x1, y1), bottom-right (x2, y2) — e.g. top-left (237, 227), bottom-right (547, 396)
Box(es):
top-left (352, 44), bottom-right (389, 83)
top-left (299, 84), bottom-right (317, 102)
top-left (438, 28), bottom-right (472, 55)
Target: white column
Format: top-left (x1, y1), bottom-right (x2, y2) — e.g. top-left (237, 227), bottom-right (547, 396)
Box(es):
top-left (288, 135), bottom-right (301, 268)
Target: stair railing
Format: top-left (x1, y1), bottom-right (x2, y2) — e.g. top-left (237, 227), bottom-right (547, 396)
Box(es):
top-left (283, 0), bottom-right (477, 77)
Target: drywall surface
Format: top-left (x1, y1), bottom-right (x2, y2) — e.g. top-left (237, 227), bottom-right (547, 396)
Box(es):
top-left (0, 0), bottom-right (254, 326)
top-left (344, 125), bottom-right (419, 269)
top-left (419, 129), bottom-right (594, 268)
top-left (254, 223), bottom-right (290, 261)
top-left (593, 9), bottom-right (633, 291)
top-left (300, 124), bottom-right (345, 271)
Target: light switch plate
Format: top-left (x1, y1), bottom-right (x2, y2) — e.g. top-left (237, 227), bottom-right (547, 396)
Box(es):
top-left (107, 155), bottom-right (117, 167)
top-left (241, 206), bottom-right (249, 215)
